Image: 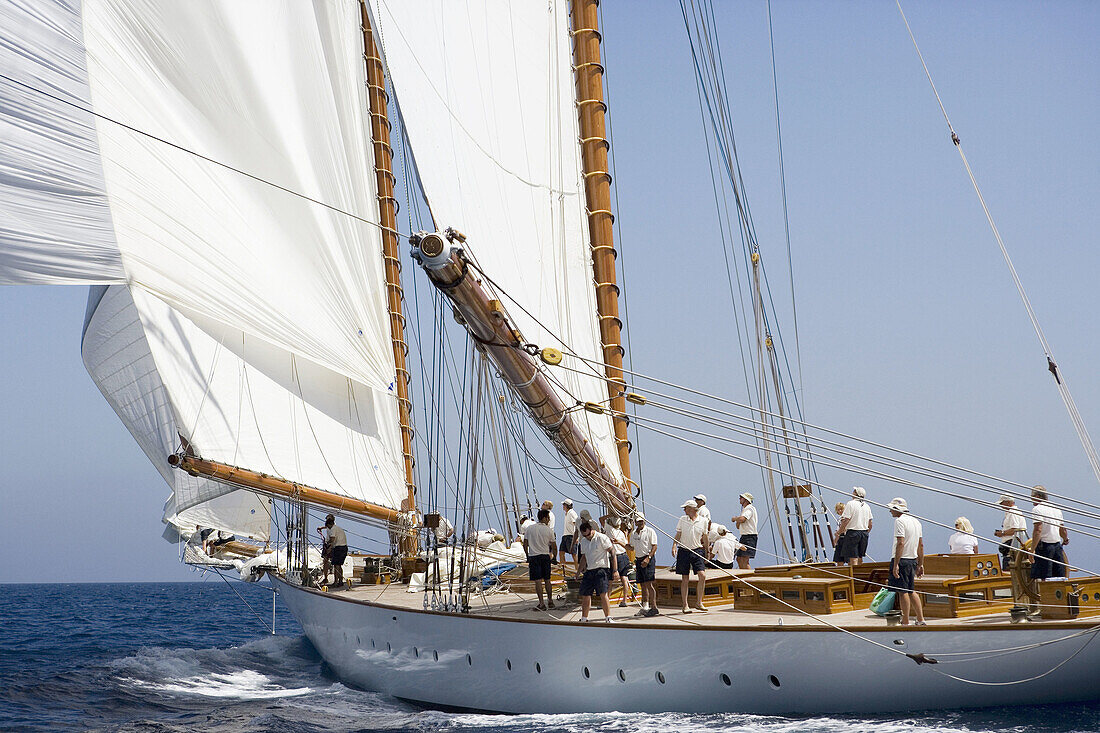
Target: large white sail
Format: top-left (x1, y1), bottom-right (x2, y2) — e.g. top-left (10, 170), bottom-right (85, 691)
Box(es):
top-left (370, 0), bottom-right (622, 482)
top-left (163, 490), bottom-right (271, 543)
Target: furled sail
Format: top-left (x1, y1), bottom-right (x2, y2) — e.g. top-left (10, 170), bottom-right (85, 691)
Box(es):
top-left (370, 0), bottom-right (623, 483)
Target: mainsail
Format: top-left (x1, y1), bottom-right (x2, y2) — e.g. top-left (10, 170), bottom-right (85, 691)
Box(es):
top-left (370, 0), bottom-right (624, 486)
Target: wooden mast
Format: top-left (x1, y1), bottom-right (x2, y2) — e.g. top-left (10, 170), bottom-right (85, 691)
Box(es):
top-left (361, 4), bottom-right (417, 519)
top-left (569, 0), bottom-right (633, 489)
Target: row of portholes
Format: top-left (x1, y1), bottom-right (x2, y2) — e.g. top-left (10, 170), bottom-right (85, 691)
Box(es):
top-left (1053, 590), bottom-right (1100, 602)
top-left (361, 639), bottom-right (782, 691)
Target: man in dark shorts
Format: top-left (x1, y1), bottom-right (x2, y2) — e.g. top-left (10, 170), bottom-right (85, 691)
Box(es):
top-left (559, 500), bottom-right (577, 564)
top-left (576, 521), bottom-right (618, 622)
top-left (1029, 487), bottom-right (1069, 581)
top-left (672, 499), bottom-right (709, 613)
top-left (887, 498), bottom-right (925, 626)
top-left (523, 509), bottom-right (557, 611)
top-left (732, 493), bottom-right (758, 570)
top-left (630, 513), bottom-right (659, 617)
top-left (319, 514), bottom-right (349, 588)
top-left (836, 486), bottom-right (873, 566)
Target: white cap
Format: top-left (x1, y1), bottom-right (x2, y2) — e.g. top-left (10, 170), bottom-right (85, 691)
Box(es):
top-left (715, 524), bottom-right (728, 535)
top-left (998, 495), bottom-right (1014, 504)
top-left (739, 492), bottom-right (754, 503)
top-left (694, 493), bottom-right (707, 503)
top-left (852, 486), bottom-right (866, 498)
top-left (887, 497), bottom-right (908, 513)
top-left (562, 499), bottom-right (573, 506)
top-left (635, 512), bottom-right (646, 522)
top-left (681, 499), bottom-right (698, 509)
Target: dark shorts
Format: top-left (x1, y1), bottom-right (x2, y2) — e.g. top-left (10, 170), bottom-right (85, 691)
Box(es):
top-left (889, 557), bottom-right (918, 592)
top-left (528, 554), bottom-right (552, 581)
top-left (616, 553), bottom-right (631, 575)
top-left (712, 560), bottom-right (734, 570)
top-left (635, 557), bottom-right (656, 583)
top-left (559, 535), bottom-right (574, 554)
top-left (832, 534), bottom-right (846, 563)
top-left (839, 529), bottom-right (870, 560)
top-left (1030, 541), bottom-right (1067, 580)
top-left (330, 545), bottom-right (348, 566)
top-left (579, 567), bottom-right (610, 596)
top-left (736, 534), bottom-right (758, 559)
top-left (675, 546), bottom-right (705, 575)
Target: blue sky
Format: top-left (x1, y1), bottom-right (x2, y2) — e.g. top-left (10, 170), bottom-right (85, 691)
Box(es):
top-left (1, 1), bottom-right (1097, 581)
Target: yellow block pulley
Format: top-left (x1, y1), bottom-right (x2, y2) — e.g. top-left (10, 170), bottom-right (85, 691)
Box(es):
top-left (625, 392), bottom-right (646, 405)
top-left (540, 347), bottom-right (563, 365)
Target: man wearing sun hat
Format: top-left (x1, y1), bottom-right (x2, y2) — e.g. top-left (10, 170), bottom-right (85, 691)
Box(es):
top-left (693, 493), bottom-right (712, 532)
top-left (887, 497), bottom-right (926, 626)
top-left (731, 492), bottom-right (758, 570)
top-left (993, 494), bottom-right (1026, 571)
top-left (672, 499), bottom-right (709, 613)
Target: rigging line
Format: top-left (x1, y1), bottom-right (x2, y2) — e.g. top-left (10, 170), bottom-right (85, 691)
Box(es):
top-left (895, 1), bottom-right (1100, 487)
top-left (559, 352), bottom-right (1100, 516)
top-left (932, 630), bottom-right (1100, 687)
top-left (211, 568), bottom-right (272, 634)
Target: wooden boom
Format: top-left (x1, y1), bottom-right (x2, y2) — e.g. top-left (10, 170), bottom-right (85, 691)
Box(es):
top-left (411, 233), bottom-right (632, 514)
top-left (168, 454), bottom-right (400, 523)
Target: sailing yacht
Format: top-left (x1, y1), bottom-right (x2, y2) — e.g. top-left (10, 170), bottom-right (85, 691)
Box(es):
top-left (3, 0), bottom-right (1099, 714)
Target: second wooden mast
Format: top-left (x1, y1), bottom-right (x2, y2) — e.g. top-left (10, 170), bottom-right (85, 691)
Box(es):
top-left (570, 0), bottom-right (633, 492)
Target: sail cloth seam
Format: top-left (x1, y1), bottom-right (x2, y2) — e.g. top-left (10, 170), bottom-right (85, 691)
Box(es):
top-left (896, 0), bottom-right (1100, 487)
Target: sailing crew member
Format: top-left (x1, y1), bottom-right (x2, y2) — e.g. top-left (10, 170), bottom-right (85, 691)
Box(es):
top-left (322, 514), bottom-right (349, 588)
top-left (571, 509), bottom-right (601, 563)
top-left (540, 500), bottom-right (556, 530)
top-left (947, 517), bottom-right (979, 554)
top-left (836, 486), bottom-right (873, 566)
top-left (831, 503), bottom-right (847, 563)
top-left (631, 513), bottom-right (659, 617)
top-left (601, 515), bottom-right (633, 607)
top-left (559, 500), bottom-right (578, 564)
top-left (731, 493), bottom-right (758, 570)
top-left (523, 509), bottom-right (557, 611)
top-left (433, 515), bottom-right (455, 545)
top-left (710, 526), bottom-right (741, 570)
top-left (576, 521), bottom-right (619, 622)
top-left (887, 498), bottom-right (926, 626)
top-left (672, 499), bottom-right (709, 613)
top-left (1030, 486), bottom-right (1068, 580)
top-left (994, 494), bottom-right (1027, 570)
top-left (694, 494), bottom-right (712, 532)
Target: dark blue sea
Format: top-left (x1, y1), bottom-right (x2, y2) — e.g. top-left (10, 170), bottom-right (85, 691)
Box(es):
top-left (1, 582), bottom-right (1099, 732)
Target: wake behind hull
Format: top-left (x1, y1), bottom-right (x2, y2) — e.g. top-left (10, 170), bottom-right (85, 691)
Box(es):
top-left (274, 577), bottom-right (1100, 714)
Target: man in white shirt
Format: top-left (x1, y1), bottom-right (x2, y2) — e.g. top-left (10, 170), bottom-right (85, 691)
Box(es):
top-left (523, 509), bottom-right (557, 611)
top-left (694, 494), bottom-right (712, 532)
top-left (731, 492), bottom-right (758, 570)
top-left (630, 513), bottom-right (659, 617)
top-left (887, 498), bottom-right (925, 626)
top-left (836, 486), bottom-right (873, 566)
top-left (1029, 486), bottom-right (1069, 580)
top-left (319, 514), bottom-right (349, 588)
top-left (540, 500), bottom-right (556, 530)
top-left (600, 515), bottom-right (633, 608)
top-left (709, 526), bottom-right (741, 570)
top-left (672, 499), bottom-right (709, 613)
top-left (994, 494), bottom-right (1027, 570)
top-left (559, 500), bottom-right (578, 564)
top-left (576, 520), bottom-right (619, 622)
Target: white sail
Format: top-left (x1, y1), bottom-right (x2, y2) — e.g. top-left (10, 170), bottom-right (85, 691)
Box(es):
top-left (163, 490), bottom-right (271, 543)
top-left (370, 0), bottom-right (622, 481)
top-left (0, 0), bottom-right (124, 284)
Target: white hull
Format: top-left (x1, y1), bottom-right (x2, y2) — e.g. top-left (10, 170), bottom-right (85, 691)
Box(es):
top-left (274, 577), bottom-right (1100, 714)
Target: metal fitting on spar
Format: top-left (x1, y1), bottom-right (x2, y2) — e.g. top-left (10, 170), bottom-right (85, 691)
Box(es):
top-left (409, 230), bottom-right (457, 270)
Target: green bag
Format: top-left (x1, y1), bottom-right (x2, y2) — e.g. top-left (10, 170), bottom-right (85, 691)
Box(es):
top-left (870, 587), bottom-right (896, 615)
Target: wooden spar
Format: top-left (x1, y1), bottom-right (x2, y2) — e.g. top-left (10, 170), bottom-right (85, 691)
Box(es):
top-left (411, 237), bottom-right (632, 514)
top-left (169, 454), bottom-right (400, 523)
top-left (361, 3), bottom-right (417, 517)
top-left (569, 0), bottom-right (633, 488)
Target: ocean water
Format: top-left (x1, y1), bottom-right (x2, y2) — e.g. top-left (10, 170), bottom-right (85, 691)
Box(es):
top-left (1, 582), bottom-right (1098, 732)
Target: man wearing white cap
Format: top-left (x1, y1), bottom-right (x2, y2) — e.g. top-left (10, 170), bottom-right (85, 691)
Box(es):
top-left (709, 525), bottom-right (741, 570)
top-left (731, 493), bottom-right (758, 570)
top-left (559, 500), bottom-right (578, 564)
top-left (694, 494), bottom-right (712, 532)
top-left (993, 495), bottom-right (1026, 571)
top-left (887, 497), bottom-right (925, 626)
top-left (672, 499), bottom-right (709, 613)
top-left (631, 513), bottom-right (659, 617)
top-left (836, 486), bottom-right (873, 566)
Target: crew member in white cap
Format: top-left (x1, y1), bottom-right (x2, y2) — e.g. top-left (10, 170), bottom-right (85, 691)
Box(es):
top-left (887, 497), bottom-right (925, 626)
top-left (731, 493), bottom-right (758, 570)
top-left (559, 500), bottom-right (578, 564)
top-left (631, 512), bottom-right (659, 617)
top-left (993, 495), bottom-right (1026, 571)
top-left (672, 499), bottom-right (709, 613)
top-left (836, 486), bottom-right (873, 566)
top-left (693, 493), bottom-right (712, 532)
top-left (709, 525), bottom-right (741, 570)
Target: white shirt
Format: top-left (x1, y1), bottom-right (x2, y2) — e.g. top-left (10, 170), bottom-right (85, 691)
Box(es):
top-left (326, 525), bottom-right (348, 547)
top-left (1033, 502), bottom-right (1064, 543)
top-left (712, 535), bottom-right (740, 564)
top-left (842, 499), bottom-right (873, 531)
top-left (545, 510), bottom-right (556, 531)
top-left (579, 531), bottom-right (613, 570)
top-left (675, 514), bottom-right (707, 550)
top-left (433, 517), bottom-right (454, 542)
top-left (606, 526), bottom-right (627, 552)
top-left (524, 523), bottom-right (556, 558)
top-left (948, 531), bottom-right (978, 554)
top-left (893, 514), bottom-right (922, 559)
top-left (519, 518), bottom-right (535, 534)
top-left (737, 504), bottom-right (759, 535)
top-left (563, 509), bottom-right (578, 535)
top-left (1000, 506), bottom-right (1026, 540)
top-left (697, 504), bottom-right (712, 527)
top-left (631, 526), bottom-right (658, 559)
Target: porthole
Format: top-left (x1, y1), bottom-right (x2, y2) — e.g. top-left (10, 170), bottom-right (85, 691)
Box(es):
top-left (655, 671), bottom-right (666, 684)
top-left (617, 669), bottom-right (627, 683)
top-left (982, 569), bottom-right (989, 576)
top-left (433, 650), bottom-right (439, 661)
top-left (973, 570), bottom-right (980, 578)
top-left (976, 561), bottom-right (985, 569)
top-left (768, 674), bottom-right (781, 689)
top-left (1094, 593), bottom-right (1100, 602)
top-left (370, 639), bottom-right (376, 648)
top-left (991, 569), bottom-right (998, 576)
top-left (583, 666), bottom-right (591, 679)
top-left (720, 673), bottom-right (732, 687)
top-left (392, 616), bottom-right (397, 621)
top-left (535, 662), bottom-right (542, 674)
top-left (356, 636), bottom-right (360, 645)
top-left (413, 647), bottom-right (420, 658)
top-left (466, 653), bottom-right (473, 666)
top-left (386, 642), bottom-right (392, 653)
top-left (1055, 590), bottom-right (1064, 599)
top-left (506, 659), bottom-right (512, 671)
